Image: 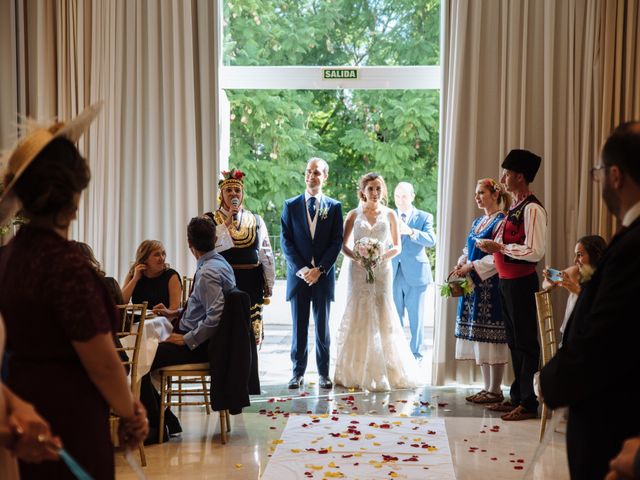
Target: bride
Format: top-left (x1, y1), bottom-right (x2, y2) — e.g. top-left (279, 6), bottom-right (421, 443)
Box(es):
top-left (334, 172), bottom-right (420, 392)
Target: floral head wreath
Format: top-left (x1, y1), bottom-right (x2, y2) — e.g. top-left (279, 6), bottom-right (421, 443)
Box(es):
top-left (217, 168), bottom-right (245, 204)
top-left (478, 177), bottom-right (501, 193)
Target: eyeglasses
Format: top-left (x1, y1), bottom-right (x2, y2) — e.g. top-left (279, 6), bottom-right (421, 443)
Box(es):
top-left (590, 164), bottom-right (608, 181)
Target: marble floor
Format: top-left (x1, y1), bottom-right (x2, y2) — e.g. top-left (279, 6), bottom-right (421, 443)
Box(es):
top-left (116, 285), bottom-right (568, 478)
top-left (115, 384), bottom-right (569, 479)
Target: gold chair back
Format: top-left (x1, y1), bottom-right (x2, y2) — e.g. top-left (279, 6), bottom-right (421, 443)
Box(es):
top-left (535, 290), bottom-right (557, 442)
top-left (535, 291), bottom-right (557, 364)
top-left (113, 302), bottom-right (148, 465)
top-left (181, 276), bottom-right (193, 308)
top-left (115, 302), bottom-right (148, 397)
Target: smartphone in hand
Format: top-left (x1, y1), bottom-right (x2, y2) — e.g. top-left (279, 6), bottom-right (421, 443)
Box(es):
top-left (546, 268), bottom-right (563, 282)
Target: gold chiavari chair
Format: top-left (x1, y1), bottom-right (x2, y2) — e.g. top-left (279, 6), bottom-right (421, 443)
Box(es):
top-left (112, 302), bottom-right (148, 465)
top-left (181, 276), bottom-right (193, 308)
top-left (535, 290), bottom-right (557, 442)
top-left (175, 276), bottom-right (211, 414)
top-left (158, 363), bottom-right (230, 444)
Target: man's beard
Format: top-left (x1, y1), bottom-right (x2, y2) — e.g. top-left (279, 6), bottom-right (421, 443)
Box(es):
top-left (602, 181), bottom-right (620, 218)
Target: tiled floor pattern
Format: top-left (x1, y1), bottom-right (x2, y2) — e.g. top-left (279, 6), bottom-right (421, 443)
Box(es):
top-left (115, 385), bottom-right (569, 479)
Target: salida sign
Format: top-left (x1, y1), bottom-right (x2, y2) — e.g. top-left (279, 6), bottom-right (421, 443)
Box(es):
top-left (322, 68), bottom-right (358, 80)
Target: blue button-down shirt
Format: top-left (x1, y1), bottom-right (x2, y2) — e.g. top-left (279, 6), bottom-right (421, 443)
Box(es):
top-left (179, 250), bottom-right (236, 350)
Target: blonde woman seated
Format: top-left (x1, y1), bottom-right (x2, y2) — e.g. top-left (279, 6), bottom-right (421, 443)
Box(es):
top-left (122, 240), bottom-right (181, 310)
top-left (542, 235), bottom-right (606, 346)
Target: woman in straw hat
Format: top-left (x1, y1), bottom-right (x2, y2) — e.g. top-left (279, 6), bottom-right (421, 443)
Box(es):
top-left (0, 105), bottom-right (148, 479)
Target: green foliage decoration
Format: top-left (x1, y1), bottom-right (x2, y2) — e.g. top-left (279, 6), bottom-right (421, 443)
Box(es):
top-left (224, 0), bottom-right (440, 277)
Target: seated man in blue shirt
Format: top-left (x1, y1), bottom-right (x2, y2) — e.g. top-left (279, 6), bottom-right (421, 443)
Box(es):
top-left (140, 216), bottom-right (236, 444)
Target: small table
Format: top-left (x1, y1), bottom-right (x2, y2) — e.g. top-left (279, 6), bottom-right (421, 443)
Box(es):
top-left (121, 316), bottom-right (173, 381)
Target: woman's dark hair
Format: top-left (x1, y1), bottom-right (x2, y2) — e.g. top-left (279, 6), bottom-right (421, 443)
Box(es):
top-left (74, 241), bottom-right (105, 276)
top-left (187, 216), bottom-right (217, 252)
top-left (13, 137), bottom-right (90, 225)
top-left (577, 235), bottom-right (607, 268)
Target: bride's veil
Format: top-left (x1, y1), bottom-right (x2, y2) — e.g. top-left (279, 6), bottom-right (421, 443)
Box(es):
top-left (328, 203), bottom-right (360, 355)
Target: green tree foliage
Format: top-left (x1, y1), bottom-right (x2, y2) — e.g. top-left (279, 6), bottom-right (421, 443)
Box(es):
top-left (224, 0), bottom-right (440, 275)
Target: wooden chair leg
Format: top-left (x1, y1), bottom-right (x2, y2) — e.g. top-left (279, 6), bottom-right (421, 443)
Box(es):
top-left (539, 404), bottom-right (548, 442)
top-left (178, 376), bottom-right (183, 410)
top-left (159, 373), bottom-right (167, 443)
top-left (138, 443), bottom-right (147, 466)
top-left (201, 375), bottom-right (211, 415)
top-left (226, 410), bottom-right (231, 433)
top-left (219, 410), bottom-right (228, 444)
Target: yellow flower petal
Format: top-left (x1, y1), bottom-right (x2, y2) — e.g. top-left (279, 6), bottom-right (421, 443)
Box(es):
top-left (234, 464), bottom-right (243, 469)
top-left (291, 449), bottom-right (301, 453)
top-left (365, 434), bottom-right (376, 439)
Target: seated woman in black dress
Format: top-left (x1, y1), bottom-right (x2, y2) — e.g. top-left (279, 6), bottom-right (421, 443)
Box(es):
top-left (121, 240), bottom-right (181, 310)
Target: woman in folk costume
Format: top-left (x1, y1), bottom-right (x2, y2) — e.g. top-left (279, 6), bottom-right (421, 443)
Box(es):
top-left (205, 169), bottom-right (275, 344)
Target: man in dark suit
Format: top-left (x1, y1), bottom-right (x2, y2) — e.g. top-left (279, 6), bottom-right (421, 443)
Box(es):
top-left (391, 182), bottom-right (436, 359)
top-left (281, 157), bottom-right (344, 389)
top-left (540, 124), bottom-right (640, 479)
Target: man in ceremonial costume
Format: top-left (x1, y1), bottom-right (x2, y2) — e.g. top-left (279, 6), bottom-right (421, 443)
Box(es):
top-left (478, 149), bottom-right (546, 421)
top-left (205, 169), bottom-right (275, 344)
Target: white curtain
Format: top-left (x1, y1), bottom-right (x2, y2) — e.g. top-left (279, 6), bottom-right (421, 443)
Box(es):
top-left (1, 0), bottom-right (221, 280)
top-left (434, 0), bottom-right (640, 385)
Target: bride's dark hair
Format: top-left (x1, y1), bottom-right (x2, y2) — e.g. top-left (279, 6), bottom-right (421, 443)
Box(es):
top-left (358, 172), bottom-right (388, 205)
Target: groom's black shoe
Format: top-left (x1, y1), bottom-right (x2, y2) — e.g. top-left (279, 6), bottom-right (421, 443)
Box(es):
top-left (319, 376), bottom-right (333, 389)
top-left (288, 375), bottom-right (304, 389)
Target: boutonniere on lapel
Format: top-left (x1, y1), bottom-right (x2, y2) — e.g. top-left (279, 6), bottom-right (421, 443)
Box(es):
top-left (318, 206), bottom-right (329, 220)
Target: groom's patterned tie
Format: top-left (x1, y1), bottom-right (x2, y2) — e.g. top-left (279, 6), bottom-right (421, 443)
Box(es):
top-left (308, 197), bottom-right (317, 219)
top-left (401, 212), bottom-right (407, 222)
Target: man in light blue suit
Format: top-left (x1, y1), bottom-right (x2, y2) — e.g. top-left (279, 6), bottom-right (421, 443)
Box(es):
top-left (391, 182), bottom-right (436, 359)
top-left (281, 158), bottom-right (344, 389)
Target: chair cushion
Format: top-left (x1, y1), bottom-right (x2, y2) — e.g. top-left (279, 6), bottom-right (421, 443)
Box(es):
top-left (160, 362), bottom-right (210, 373)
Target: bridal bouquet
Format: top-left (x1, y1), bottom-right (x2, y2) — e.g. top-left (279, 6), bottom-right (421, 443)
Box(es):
top-left (353, 237), bottom-right (383, 284)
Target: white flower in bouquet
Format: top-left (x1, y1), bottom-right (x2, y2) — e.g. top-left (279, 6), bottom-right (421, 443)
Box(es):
top-left (353, 237), bottom-right (383, 283)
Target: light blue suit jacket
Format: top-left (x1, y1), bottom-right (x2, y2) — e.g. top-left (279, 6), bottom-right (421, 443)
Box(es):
top-left (391, 208), bottom-right (436, 287)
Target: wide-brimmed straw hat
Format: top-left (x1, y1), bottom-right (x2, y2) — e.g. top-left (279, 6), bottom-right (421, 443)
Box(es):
top-left (0, 102), bottom-right (103, 223)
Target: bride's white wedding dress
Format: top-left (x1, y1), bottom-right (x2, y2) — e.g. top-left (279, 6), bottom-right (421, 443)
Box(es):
top-left (334, 206), bottom-right (420, 392)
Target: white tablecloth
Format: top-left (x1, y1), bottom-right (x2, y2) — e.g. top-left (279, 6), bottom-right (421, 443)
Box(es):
top-left (121, 316), bottom-right (173, 381)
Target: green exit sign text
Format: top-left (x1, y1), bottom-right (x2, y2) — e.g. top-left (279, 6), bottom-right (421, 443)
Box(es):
top-left (323, 68), bottom-right (358, 80)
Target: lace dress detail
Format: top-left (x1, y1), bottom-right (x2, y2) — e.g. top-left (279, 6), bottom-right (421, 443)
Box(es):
top-left (334, 207), bottom-right (419, 392)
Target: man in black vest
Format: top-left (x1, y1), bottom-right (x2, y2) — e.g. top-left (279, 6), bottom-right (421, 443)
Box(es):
top-left (478, 149), bottom-right (546, 421)
top-left (541, 124), bottom-right (640, 479)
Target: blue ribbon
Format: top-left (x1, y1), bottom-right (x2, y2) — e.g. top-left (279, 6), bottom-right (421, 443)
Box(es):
top-left (58, 448), bottom-right (93, 480)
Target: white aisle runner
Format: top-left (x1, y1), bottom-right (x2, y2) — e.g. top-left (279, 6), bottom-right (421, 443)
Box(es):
top-left (262, 414), bottom-right (456, 479)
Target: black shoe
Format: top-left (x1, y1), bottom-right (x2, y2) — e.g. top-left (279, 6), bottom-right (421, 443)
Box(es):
top-left (319, 376), bottom-right (333, 389)
top-left (144, 425), bottom-right (170, 445)
top-left (288, 375), bottom-right (304, 389)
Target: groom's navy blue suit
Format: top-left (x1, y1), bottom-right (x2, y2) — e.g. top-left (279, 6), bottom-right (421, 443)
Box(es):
top-left (281, 194), bottom-right (343, 377)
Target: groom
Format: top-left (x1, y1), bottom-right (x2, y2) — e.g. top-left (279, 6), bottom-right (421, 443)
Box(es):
top-left (281, 157), bottom-right (344, 389)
